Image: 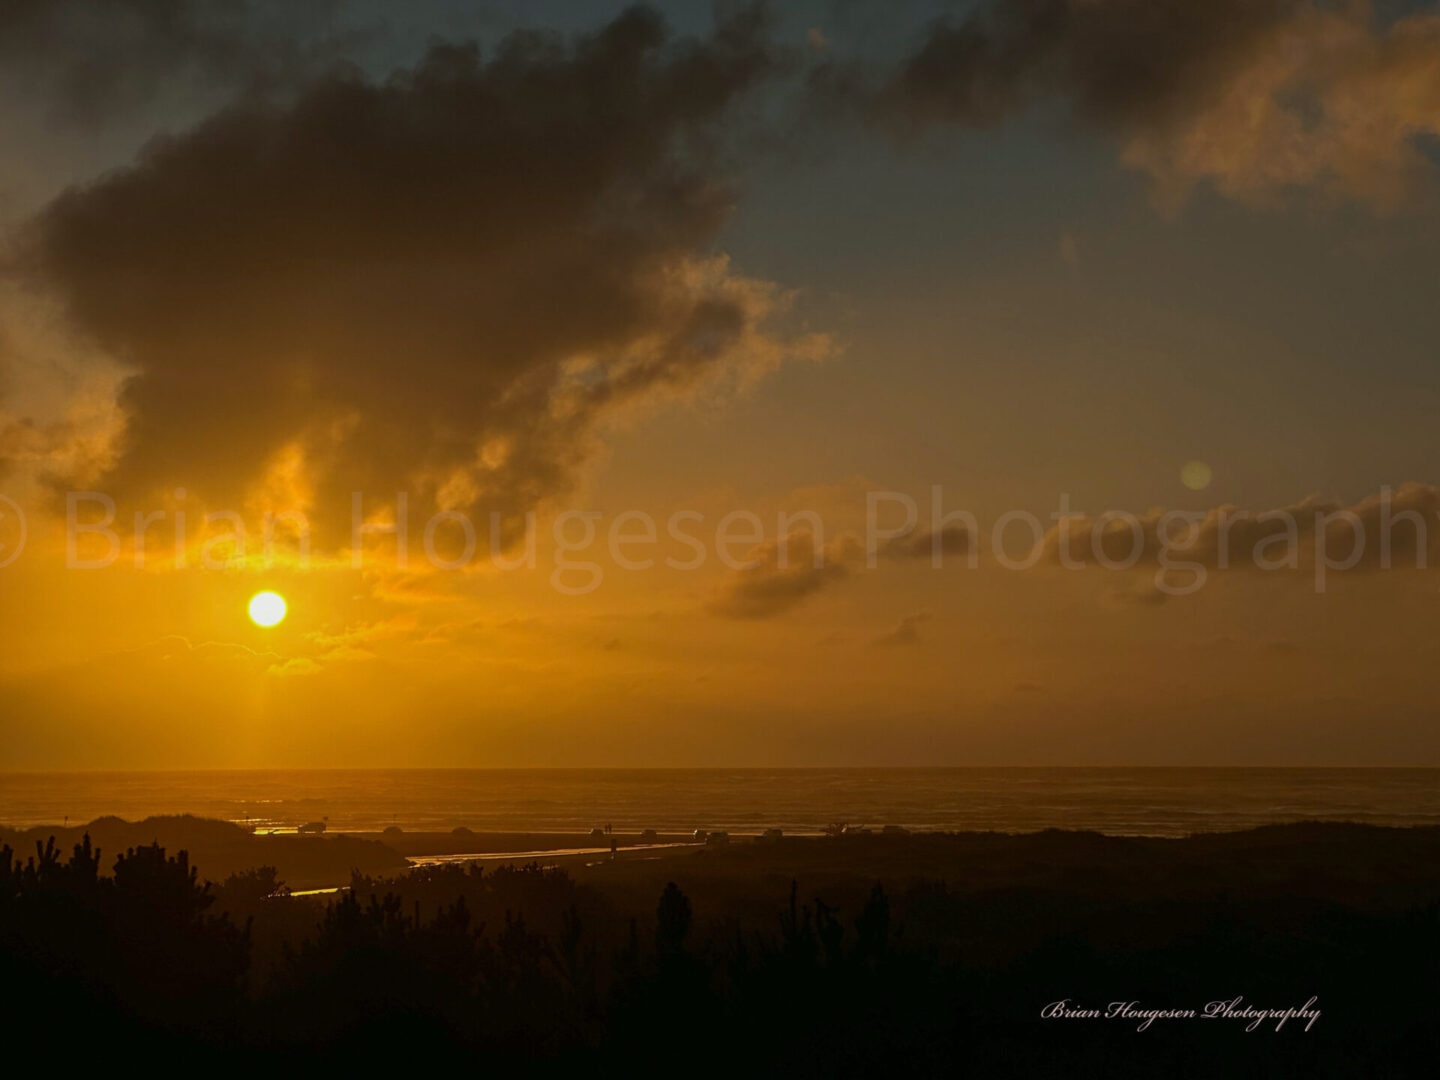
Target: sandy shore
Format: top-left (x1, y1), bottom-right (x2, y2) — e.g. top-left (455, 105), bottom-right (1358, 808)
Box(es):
top-left (0, 817), bottom-right (722, 890)
top-left (347, 829), bottom-right (701, 858)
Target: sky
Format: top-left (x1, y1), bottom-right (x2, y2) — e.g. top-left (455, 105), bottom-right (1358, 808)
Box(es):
top-left (2, 0), bottom-right (1440, 768)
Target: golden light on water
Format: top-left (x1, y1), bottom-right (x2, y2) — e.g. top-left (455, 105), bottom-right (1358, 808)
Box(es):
top-left (248, 591), bottom-right (287, 627)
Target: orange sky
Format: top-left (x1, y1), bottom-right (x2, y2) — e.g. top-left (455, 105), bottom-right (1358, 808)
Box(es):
top-left (3, 1), bottom-right (1440, 767)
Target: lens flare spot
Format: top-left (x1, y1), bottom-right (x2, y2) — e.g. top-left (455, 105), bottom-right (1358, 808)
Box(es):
top-left (1180, 461), bottom-right (1213, 491)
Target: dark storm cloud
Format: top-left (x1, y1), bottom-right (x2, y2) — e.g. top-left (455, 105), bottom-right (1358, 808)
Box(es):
top-left (876, 0), bottom-right (1303, 132)
top-left (870, 0), bottom-right (1440, 208)
top-left (18, 4), bottom-right (824, 545)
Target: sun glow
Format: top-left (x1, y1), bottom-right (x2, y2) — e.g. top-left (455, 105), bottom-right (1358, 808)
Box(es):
top-left (248, 591), bottom-right (287, 627)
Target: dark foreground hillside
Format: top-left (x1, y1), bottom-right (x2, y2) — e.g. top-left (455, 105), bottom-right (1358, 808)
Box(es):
top-left (3, 822), bottom-right (1438, 1077)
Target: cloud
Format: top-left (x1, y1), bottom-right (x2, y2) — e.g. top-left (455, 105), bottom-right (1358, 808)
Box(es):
top-left (877, 0), bottom-right (1304, 130)
top-left (1036, 482), bottom-right (1440, 575)
top-left (0, 0), bottom-right (363, 130)
top-left (267, 656), bottom-right (321, 677)
top-left (882, 523), bottom-right (973, 561)
top-left (874, 0), bottom-right (1440, 210)
top-left (0, 283), bottom-right (127, 485)
top-left (711, 529), bottom-right (863, 619)
top-left (872, 609), bottom-right (932, 647)
top-left (15, 4), bottom-right (827, 548)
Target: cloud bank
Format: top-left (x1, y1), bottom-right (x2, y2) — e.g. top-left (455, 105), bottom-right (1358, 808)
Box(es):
top-left (875, 0), bottom-right (1440, 209)
top-left (16, 5), bottom-right (828, 547)
top-left (1037, 483), bottom-right (1440, 587)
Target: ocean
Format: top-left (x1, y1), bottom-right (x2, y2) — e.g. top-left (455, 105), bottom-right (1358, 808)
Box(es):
top-left (2, 768), bottom-right (1438, 837)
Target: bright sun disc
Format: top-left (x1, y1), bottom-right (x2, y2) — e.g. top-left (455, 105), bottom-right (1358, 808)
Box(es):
top-left (248, 591), bottom-right (287, 627)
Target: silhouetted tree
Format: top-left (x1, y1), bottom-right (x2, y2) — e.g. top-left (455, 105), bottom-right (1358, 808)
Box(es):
top-left (854, 882), bottom-right (890, 966)
top-left (655, 881), bottom-right (691, 960)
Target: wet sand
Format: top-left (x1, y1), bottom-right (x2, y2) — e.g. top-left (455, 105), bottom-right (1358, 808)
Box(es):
top-left (0, 817), bottom-right (715, 890)
top-left (354, 829), bottom-right (701, 858)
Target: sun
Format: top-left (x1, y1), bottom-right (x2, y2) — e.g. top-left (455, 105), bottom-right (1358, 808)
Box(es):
top-left (248, 591), bottom-right (287, 627)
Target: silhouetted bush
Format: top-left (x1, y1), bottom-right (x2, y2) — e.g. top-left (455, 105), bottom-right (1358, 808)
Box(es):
top-left (4, 826), bottom-right (1440, 1075)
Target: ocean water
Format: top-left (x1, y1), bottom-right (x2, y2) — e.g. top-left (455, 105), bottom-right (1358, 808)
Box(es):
top-left (2, 768), bottom-right (1439, 837)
